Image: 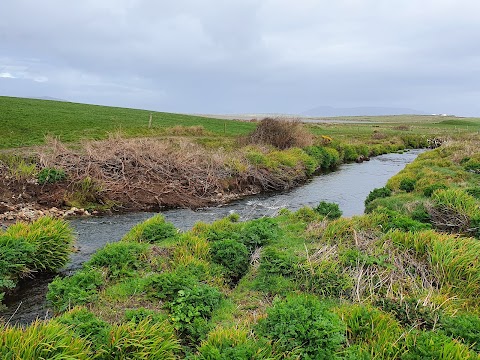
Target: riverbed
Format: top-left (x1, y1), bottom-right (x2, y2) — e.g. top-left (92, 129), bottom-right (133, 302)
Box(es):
top-left (1, 149), bottom-right (423, 325)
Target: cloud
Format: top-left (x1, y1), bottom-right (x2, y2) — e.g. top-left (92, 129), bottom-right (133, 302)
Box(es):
top-left (1, 0), bottom-right (480, 115)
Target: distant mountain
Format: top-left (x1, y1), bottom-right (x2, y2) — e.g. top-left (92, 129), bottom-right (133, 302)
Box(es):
top-left (303, 106), bottom-right (427, 117)
top-left (34, 96), bottom-right (68, 102)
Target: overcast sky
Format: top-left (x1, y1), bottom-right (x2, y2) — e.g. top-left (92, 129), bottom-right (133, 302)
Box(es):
top-left (1, 0), bottom-right (480, 116)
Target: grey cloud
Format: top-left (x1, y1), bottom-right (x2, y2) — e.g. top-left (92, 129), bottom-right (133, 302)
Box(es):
top-left (1, 0), bottom-right (480, 115)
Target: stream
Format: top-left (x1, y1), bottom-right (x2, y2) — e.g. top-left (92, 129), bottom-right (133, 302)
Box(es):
top-left (1, 149), bottom-right (423, 325)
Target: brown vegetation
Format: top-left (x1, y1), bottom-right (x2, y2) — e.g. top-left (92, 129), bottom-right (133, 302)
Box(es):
top-left (242, 117), bottom-right (314, 149)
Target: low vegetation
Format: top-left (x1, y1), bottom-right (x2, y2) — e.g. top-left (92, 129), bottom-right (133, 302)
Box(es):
top-left (2, 98), bottom-right (480, 358)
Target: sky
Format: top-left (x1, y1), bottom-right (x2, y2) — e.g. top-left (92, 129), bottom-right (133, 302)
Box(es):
top-left (1, 0), bottom-right (480, 116)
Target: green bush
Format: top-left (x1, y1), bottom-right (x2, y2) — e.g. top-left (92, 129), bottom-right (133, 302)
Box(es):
top-left (256, 294), bottom-right (346, 359)
top-left (0, 321), bottom-right (91, 359)
top-left (124, 307), bottom-right (166, 324)
top-left (378, 209), bottom-right (431, 232)
top-left (441, 313), bottom-right (480, 352)
top-left (238, 218), bottom-right (281, 253)
top-left (259, 247), bottom-right (298, 277)
top-left (145, 269), bottom-right (198, 301)
top-left (47, 268), bottom-right (104, 312)
top-left (86, 241), bottom-right (149, 280)
top-left (168, 284), bottom-right (223, 342)
top-left (210, 239), bottom-right (249, 284)
top-left (342, 145), bottom-right (359, 162)
top-left (55, 307), bottom-right (111, 349)
top-left (304, 146), bottom-right (340, 169)
top-left (314, 201), bottom-right (342, 219)
top-left (423, 183), bottom-right (448, 197)
top-left (399, 178), bottom-right (416, 192)
top-left (37, 167), bottom-right (66, 184)
top-left (122, 214), bottom-right (179, 243)
top-left (365, 187), bottom-right (392, 207)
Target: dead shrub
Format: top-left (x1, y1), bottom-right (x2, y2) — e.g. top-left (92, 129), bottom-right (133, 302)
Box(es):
top-left (372, 131), bottom-right (388, 140)
top-left (243, 117), bottom-right (314, 149)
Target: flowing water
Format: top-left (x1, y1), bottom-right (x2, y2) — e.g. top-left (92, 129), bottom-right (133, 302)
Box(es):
top-left (1, 149), bottom-right (423, 325)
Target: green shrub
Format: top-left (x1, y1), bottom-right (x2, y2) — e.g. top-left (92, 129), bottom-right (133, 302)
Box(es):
top-left (0, 321), bottom-right (91, 359)
top-left (55, 307), bottom-right (111, 348)
top-left (256, 294), bottom-right (346, 359)
top-left (124, 307), bottom-right (166, 324)
top-left (210, 239), bottom-right (249, 284)
top-left (37, 167), bottom-right (66, 184)
top-left (4, 217), bottom-right (75, 272)
top-left (375, 298), bottom-right (441, 330)
top-left (304, 146), bottom-right (339, 169)
top-left (47, 268), bottom-right (104, 312)
top-left (423, 183), bottom-right (448, 197)
top-left (86, 241), bottom-right (149, 280)
top-left (365, 187), bottom-right (392, 207)
top-left (314, 201), bottom-right (342, 219)
top-left (342, 144), bottom-right (359, 162)
top-left (122, 214), bottom-right (178, 243)
top-left (399, 178), bottom-right (416, 192)
top-left (238, 217), bottom-right (281, 253)
top-left (441, 313), bottom-right (480, 352)
top-left (378, 209), bottom-right (431, 232)
top-left (145, 268), bottom-right (198, 300)
top-left (259, 247), bottom-right (298, 277)
top-left (402, 331), bottom-right (475, 360)
top-left (401, 135), bottom-right (428, 148)
top-left (168, 284), bottom-right (223, 342)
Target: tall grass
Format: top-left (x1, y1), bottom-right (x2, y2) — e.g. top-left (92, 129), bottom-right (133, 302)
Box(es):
top-left (0, 320), bottom-right (91, 359)
top-left (4, 217), bottom-right (74, 271)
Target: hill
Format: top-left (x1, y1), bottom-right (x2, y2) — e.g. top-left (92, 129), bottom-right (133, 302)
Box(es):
top-left (0, 96), bottom-right (255, 148)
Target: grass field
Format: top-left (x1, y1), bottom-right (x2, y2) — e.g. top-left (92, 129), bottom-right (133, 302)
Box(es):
top-left (2, 96), bottom-right (480, 150)
top-left (0, 96), bottom-right (256, 149)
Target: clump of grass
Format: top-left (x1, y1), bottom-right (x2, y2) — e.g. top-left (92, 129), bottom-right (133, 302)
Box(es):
top-left (4, 217), bottom-right (75, 271)
top-left (0, 320), bottom-right (91, 359)
top-left (122, 214), bottom-right (179, 243)
top-left (336, 304), bottom-right (405, 359)
top-left (195, 327), bottom-right (276, 359)
top-left (101, 318), bottom-right (180, 359)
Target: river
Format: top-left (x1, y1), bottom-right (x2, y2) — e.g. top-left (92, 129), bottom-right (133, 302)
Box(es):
top-left (1, 149), bottom-right (423, 325)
